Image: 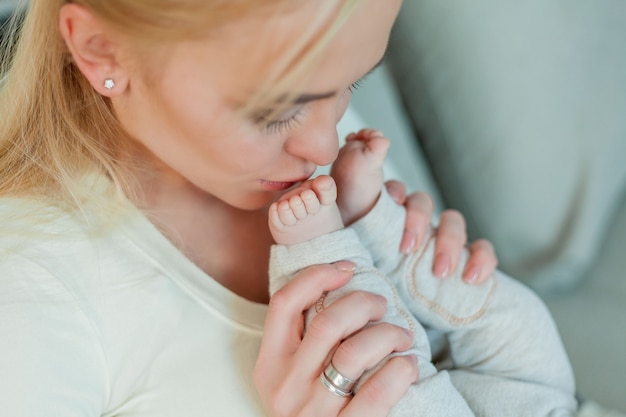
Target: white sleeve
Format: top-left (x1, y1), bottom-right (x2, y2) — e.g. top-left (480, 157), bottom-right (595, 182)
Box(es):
top-left (0, 253), bottom-right (109, 416)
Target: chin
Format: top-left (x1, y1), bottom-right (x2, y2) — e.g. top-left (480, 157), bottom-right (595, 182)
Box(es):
top-left (225, 191), bottom-right (279, 212)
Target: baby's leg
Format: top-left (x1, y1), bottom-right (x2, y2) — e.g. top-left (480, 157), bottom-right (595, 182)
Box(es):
top-left (331, 129), bottom-right (390, 226)
top-left (268, 175), bottom-right (343, 245)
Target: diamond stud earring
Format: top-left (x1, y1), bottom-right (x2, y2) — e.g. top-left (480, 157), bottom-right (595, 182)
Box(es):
top-left (104, 79), bottom-right (115, 90)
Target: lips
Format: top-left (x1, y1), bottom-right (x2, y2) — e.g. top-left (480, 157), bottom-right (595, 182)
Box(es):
top-left (259, 173), bottom-right (314, 192)
top-left (259, 180), bottom-right (298, 191)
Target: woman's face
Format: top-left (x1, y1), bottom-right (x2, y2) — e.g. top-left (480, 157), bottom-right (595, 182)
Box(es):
top-left (114, 1), bottom-right (402, 210)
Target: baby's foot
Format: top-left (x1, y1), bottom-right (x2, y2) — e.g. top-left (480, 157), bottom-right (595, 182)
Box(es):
top-left (268, 175), bottom-right (344, 245)
top-left (330, 129), bottom-right (390, 225)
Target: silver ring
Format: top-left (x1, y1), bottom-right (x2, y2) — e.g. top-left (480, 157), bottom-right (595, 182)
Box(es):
top-left (320, 372), bottom-right (352, 397)
top-left (319, 363), bottom-right (356, 397)
top-left (324, 363), bottom-right (357, 392)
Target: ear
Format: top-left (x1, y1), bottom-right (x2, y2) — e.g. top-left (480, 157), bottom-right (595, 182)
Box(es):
top-left (59, 4), bottom-right (128, 97)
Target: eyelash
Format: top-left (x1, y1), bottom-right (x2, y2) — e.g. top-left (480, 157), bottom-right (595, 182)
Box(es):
top-left (264, 108), bottom-right (304, 134)
top-left (348, 80), bottom-right (364, 93)
top-left (264, 80), bottom-right (363, 134)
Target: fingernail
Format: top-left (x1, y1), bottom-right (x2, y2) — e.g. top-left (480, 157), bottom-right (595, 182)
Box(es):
top-left (404, 354), bottom-right (419, 371)
top-left (463, 266), bottom-right (480, 284)
top-left (333, 261), bottom-right (356, 272)
top-left (402, 327), bottom-right (413, 338)
top-left (433, 254), bottom-right (450, 278)
top-left (376, 295), bottom-right (388, 306)
top-left (387, 183), bottom-right (404, 204)
top-left (400, 229), bottom-right (417, 254)
top-left (406, 355), bottom-right (420, 381)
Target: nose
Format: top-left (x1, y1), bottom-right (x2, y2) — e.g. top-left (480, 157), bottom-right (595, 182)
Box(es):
top-left (284, 108), bottom-right (340, 167)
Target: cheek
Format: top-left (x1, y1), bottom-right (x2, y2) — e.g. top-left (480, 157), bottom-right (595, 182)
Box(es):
top-left (209, 123), bottom-right (287, 175)
top-left (123, 53), bottom-right (293, 175)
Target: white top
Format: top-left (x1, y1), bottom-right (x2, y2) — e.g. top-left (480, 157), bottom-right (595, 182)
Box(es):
top-left (0, 198), bottom-right (268, 416)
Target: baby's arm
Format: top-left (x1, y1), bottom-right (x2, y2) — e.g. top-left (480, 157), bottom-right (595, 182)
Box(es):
top-left (409, 243), bottom-right (577, 416)
top-left (350, 190), bottom-right (577, 416)
top-left (348, 186), bottom-right (406, 274)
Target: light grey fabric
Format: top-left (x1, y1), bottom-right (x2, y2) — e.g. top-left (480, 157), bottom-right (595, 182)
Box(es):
top-left (386, 0), bottom-right (626, 294)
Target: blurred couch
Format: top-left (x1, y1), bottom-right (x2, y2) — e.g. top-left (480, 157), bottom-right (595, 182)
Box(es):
top-left (345, 0), bottom-right (626, 413)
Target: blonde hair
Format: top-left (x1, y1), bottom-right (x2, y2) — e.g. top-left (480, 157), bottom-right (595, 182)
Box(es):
top-left (0, 0), bottom-right (358, 219)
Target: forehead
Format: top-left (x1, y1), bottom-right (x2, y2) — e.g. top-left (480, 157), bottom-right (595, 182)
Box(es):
top-left (187, 0), bottom-right (402, 103)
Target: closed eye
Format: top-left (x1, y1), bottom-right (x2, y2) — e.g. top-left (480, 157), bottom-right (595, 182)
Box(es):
top-left (263, 107), bottom-right (304, 134)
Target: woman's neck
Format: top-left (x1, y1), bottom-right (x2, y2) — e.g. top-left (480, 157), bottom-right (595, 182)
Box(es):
top-left (133, 168), bottom-right (273, 304)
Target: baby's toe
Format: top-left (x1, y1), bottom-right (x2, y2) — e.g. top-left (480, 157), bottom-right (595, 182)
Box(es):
top-left (288, 195), bottom-right (308, 220)
top-left (367, 135), bottom-right (390, 159)
top-left (312, 176), bottom-right (337, 206)
top-left (277, 200), bottom-right (298, 226)
top-left (301, 189), bottom-right (321, 215)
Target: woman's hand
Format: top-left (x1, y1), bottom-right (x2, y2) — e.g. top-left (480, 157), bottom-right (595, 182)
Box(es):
top-left (385, 180), bottom-right (498, 285)
top-left (255, 261), bottom-right (418, 417)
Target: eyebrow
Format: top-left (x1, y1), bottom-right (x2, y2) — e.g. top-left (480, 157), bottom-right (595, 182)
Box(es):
top-left (293, 54), bottom-right (386, 105)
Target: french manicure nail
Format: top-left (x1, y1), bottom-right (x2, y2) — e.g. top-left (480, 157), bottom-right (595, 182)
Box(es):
top-left (387, 183), bottom-right (403, 204)
top-left (376, 295), bottom-right (388, 307)
top-left (464, 266), bottom-right (480, 284)
top-left (401, 229), bottom-right (417, 254)
top-left (407, 355), bottom-right (420, 381)
top-left (434, 254), bottom-right (450, 278)
top-left (333, 261), bottom-right (356, 272)
top-left (404, 354), bottom-right (418, 369)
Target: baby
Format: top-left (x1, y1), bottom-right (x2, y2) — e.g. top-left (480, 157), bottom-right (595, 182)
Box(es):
top-left (268, 129), bottom-right (577, 416)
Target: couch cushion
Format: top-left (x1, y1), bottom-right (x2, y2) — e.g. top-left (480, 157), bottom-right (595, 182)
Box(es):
top-left (545, 195), bottom-right (626, 412)
top-left (387, 0), bottom-right (626, 293)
